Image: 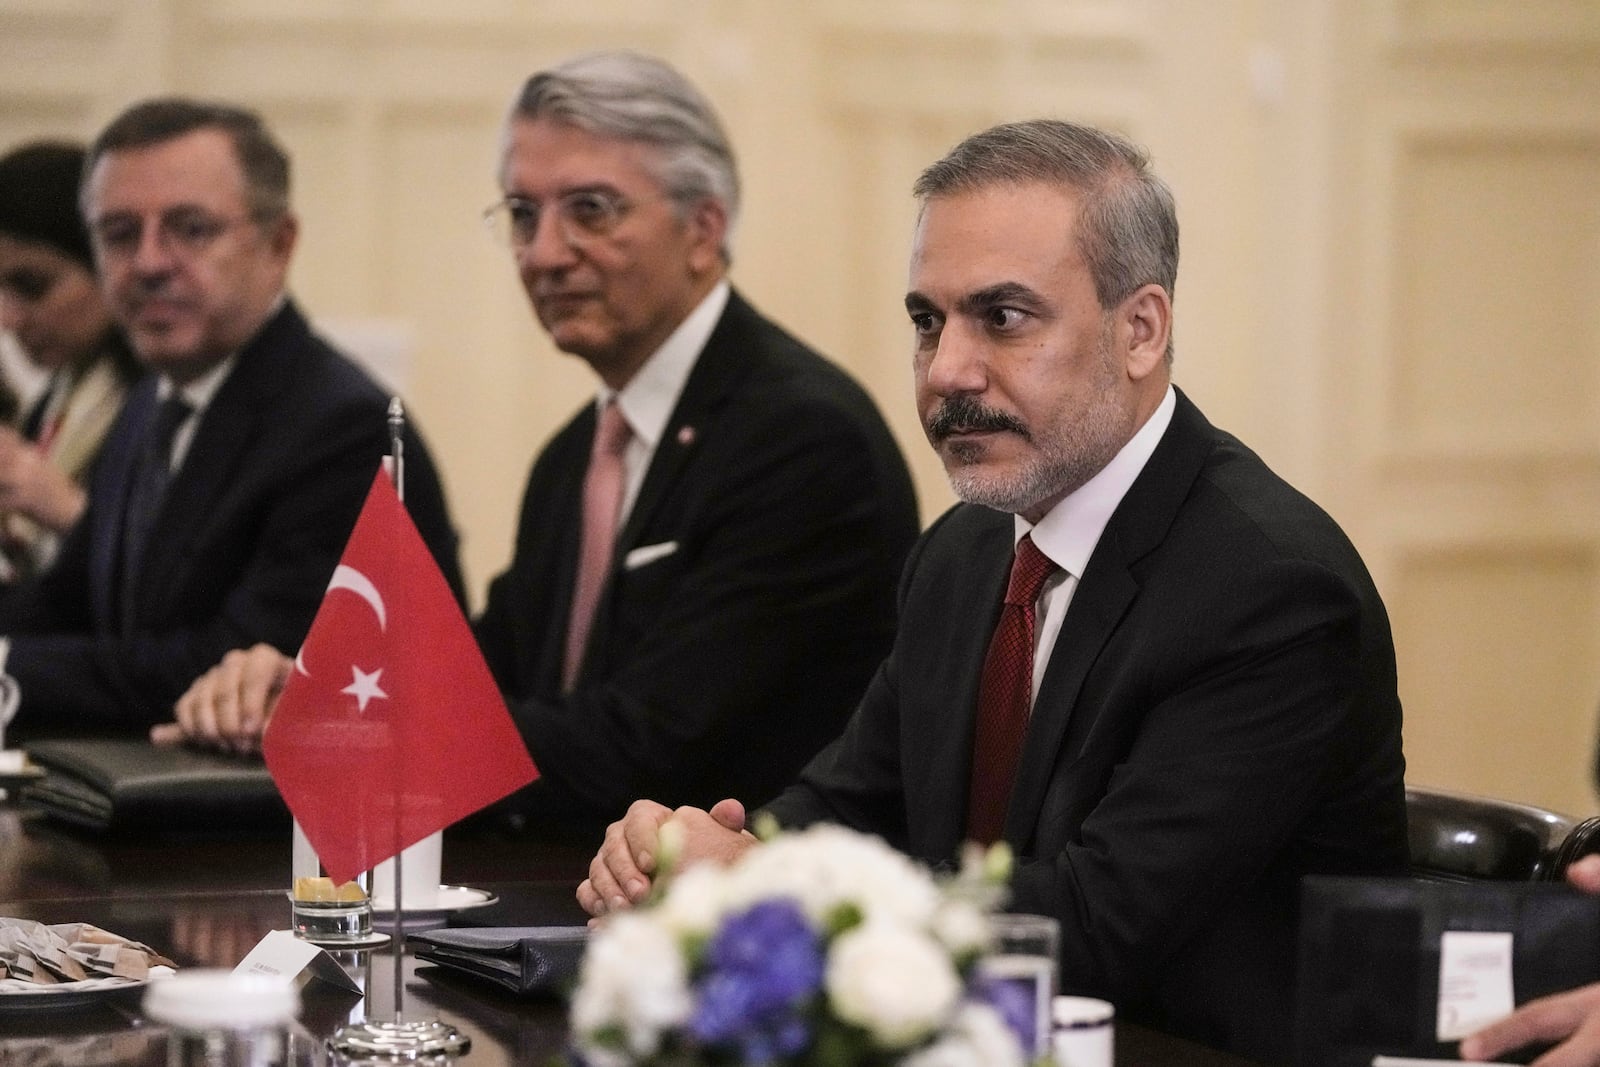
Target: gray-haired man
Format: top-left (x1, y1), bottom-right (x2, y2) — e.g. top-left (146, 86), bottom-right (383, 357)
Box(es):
top-left (168, 52), bottom-right (919, 844)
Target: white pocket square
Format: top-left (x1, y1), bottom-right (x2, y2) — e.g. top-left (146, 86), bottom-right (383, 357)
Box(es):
top-left (624, 541), bottom-right (679, 570)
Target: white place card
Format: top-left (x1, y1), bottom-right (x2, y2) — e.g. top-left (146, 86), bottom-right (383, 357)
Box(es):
top-left (1436, 930), bottom-right (1514, 1041)
top-left (234, 930), bottom-right (363, 994)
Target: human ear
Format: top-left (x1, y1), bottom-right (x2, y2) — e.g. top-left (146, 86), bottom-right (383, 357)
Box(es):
top-left (1120, 283), bottom-right (1171, 379)
top-left (684, 197), bottom-right (728, 275)
top-left (268, 213), bottom-right (300, 260)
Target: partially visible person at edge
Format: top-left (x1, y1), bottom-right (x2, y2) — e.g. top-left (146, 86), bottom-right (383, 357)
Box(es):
top-left (577, 118), bottom-right (1409, 1063)
top-left (0, 141), bottom-right (142, 584)
top-left (0, 97), bottom-right (463, 738)
top-left (1461, 854), bottom-right (1600, 1066)
top-left (156, 52), bottom-right (920, 845)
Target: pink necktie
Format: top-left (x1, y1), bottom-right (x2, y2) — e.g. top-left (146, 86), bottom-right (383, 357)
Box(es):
top-left (563, 399), bottom-right (631, 692)
top-left (965, 535), bottom-right (1057, 845)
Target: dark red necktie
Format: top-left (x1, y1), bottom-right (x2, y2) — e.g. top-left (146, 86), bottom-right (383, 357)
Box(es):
top-left (966, 534), bottom-right (1057, 845)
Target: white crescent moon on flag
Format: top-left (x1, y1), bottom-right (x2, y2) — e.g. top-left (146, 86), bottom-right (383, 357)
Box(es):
top-left (326, 564), bottom-right (387, 631)
top-left (293, 565), bottom-right (388, 678)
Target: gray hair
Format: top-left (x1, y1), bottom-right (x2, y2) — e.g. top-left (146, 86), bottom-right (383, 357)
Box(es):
top-left (915, 119), bottom-right (1177, 359)
top-left (508, 51), bottom-right (740, 262)
top-left (84, 97), bottom-right (291, 223)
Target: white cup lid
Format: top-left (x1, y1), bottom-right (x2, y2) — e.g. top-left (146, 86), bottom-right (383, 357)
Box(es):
top-left (143, 969), bottom-right (298, 1029)
top-left (1052, 995), bottom-right (1114, 1027)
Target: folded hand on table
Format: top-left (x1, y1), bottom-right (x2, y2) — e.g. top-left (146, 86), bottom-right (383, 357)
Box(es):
top-left (577, 797), bottom-right (757, 923)
top-left (1460, 855), bottom-right (1600, 1065)
top-left (149, 643), bottom-right (291, 755)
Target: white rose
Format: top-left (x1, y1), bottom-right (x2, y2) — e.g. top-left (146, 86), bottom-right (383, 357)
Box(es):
top-left (655, 863), bottom-right (727, 940)
top-left (930, 900), bottom-right (990, 959)
top-left (826, 922), bottom-right (961, 1048)
top-left (570, 912), bottom-right (691, 1060)
top-left (727, 825), bottom-right (940, 929)
top-left (902, 1003), bottom-right (1026, 1067)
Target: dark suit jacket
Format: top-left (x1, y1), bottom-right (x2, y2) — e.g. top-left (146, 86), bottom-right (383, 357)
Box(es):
top-left (764, 388), bottom-right (1408, 1064)
top-left (0, 301), bottom-right (464, 735)
top-left (474, 289), bottom-right (919, 841)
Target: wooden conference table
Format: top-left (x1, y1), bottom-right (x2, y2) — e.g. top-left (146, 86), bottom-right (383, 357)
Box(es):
top-left (0, 800), bottom-right (1260, 1066)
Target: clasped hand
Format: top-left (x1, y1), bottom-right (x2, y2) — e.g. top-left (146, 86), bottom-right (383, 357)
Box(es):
top-left (577, 797), bottom-right (757, 923)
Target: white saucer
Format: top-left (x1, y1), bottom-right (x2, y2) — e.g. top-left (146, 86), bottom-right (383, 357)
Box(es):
top-left (369, 885), bottom-right (496, 919)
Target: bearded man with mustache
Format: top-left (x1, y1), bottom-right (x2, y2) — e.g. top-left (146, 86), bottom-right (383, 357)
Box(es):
top-left (583, 118), bottom-right (1408, 1065)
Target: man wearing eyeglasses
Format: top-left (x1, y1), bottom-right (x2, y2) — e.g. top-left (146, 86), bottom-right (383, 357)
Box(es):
top-left (0, 97), bottom-right (463, 737)
top-left (165, 52), bottom-right (919, 843)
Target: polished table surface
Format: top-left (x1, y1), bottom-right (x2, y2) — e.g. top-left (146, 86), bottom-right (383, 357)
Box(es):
top-left (0, 801), bottom-right (1261, 1066)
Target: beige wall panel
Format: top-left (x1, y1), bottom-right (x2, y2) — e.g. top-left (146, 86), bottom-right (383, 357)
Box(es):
top-left (198, 1), bottom-right (677, 29)
top-left (1384, 0), bottom-right (1600, 52)
top-left (1388, 132), bottom-right (1600, 461)
top-left (374, 107), bottom-right (597, 605)
top-left (0, 101), bottom-right (98, 151)
top-left (826, 109), bottom-right (988, 524)
top-left (1394, 544), bottom-right (1600, 814)
top-left (0, 8), bottom-right (123, 105)
top-left (256, 104), bottom-right (368, 313)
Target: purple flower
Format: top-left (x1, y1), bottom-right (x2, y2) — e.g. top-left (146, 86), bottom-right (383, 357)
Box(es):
top-left (688, 899), bottom-right (824, 1063)
top-left (968, 972), bottom-right (1040, 1057)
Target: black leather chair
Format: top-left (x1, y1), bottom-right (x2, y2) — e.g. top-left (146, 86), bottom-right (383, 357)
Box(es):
top-left (1405, 785), bottom-right (1600, 882)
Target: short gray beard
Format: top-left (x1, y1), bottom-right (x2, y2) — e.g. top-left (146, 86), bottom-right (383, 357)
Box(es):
top-left (943, 335), bottom-right (1130, 517)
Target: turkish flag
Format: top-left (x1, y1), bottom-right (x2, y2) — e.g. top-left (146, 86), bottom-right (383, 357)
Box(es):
top-left (262, 467), bottom-right (538, 885)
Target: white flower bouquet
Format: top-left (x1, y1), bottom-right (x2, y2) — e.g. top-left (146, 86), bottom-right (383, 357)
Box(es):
top-left (569, 823), bottom-right (1036, 1067)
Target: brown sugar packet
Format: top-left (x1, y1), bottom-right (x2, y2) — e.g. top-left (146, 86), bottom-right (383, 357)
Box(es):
top-left (0, 918), bottom-right (175, 986)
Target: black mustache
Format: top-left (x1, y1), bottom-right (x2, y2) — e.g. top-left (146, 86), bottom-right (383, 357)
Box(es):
top-left (926, 395), bottom-right (1028, 442)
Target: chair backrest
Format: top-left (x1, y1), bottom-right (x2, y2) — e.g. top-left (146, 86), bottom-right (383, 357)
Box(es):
top-left (1405, 785), bottom-right (1599, 882)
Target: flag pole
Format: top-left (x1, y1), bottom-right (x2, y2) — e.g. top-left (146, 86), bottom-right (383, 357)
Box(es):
top-left (385, 397), bottom-right (406, 1023)
top-left (326, 399), bottom-right (469, 1062)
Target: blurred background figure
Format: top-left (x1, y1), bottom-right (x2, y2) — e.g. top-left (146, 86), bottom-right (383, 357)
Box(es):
top-left (0, 141), bottom-right (141, 583)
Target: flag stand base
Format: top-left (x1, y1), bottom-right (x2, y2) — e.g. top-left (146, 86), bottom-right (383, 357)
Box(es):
top-left (328, 1018), bottom-right (470, 1061)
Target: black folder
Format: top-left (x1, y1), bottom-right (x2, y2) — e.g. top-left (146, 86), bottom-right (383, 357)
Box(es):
top-left (21, 738), bottom-right (289, 833)
top-left (1297, 875), bottom-right (1600, 1067)
top-left (408, 926), bottom-right (589, 996)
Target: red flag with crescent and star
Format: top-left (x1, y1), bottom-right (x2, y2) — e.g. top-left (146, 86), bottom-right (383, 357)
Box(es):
top-left (262, 467), bottom-right (538, 885)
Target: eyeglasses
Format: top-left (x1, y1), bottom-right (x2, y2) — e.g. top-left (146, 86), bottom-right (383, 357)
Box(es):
top-left (482, 189), bottom-right (662, 249)
top-left (89, 208), bottom-right (253, 263)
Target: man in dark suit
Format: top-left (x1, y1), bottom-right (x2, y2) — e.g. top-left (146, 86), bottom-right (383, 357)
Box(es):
top-left (0, 98), bottom-right (462, 737)
top-left (165, 53), bottom-right (919, 840)
top-left (580, 119), bottom-right (1408, 1062)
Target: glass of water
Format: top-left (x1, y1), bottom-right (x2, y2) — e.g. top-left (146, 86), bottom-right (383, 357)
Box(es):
top-left (977, 912), bottom-right (1060, 1057)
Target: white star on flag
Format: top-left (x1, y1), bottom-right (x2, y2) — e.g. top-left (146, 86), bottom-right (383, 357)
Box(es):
top-left (342, 665), bottom-right (389, 712)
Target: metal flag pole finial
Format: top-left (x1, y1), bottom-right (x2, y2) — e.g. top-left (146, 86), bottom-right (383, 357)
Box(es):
top-left (386, 397), bottom-right (406, 504)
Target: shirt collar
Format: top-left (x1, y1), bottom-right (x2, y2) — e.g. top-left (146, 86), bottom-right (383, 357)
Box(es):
top-left (1018, 384), bottom-right (1177, 576)
top-left (599, 280), bottom-right (730, 447)
top-left (152, 292), bottom-right (284, 415)
top-left (156, 351), bottom-right (238, 416)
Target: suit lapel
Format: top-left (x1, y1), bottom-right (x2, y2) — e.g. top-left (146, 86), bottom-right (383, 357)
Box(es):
top-left (1004, 547), bottom-right (1138, 846)
top-left (612, 290), bottom-right (758, 555)
top-left (1004, 389), bottom-right (1217, 848)
top-left (917, 514), bottom-right (1013, 861)
top-left (90, 380), bottom-right (158, 628)
top-left (131, 305), bottom-right (303, 618)
top-left (564, 292), bottom-right (756, 687)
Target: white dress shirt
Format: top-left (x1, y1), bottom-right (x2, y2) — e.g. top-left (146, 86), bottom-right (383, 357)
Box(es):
top-left (591, 280), bottom-right (730, 524)
top-left (1019, 384), bottom-right (1177, 703)
top-left (160, 351), bottom-right (238, 474)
